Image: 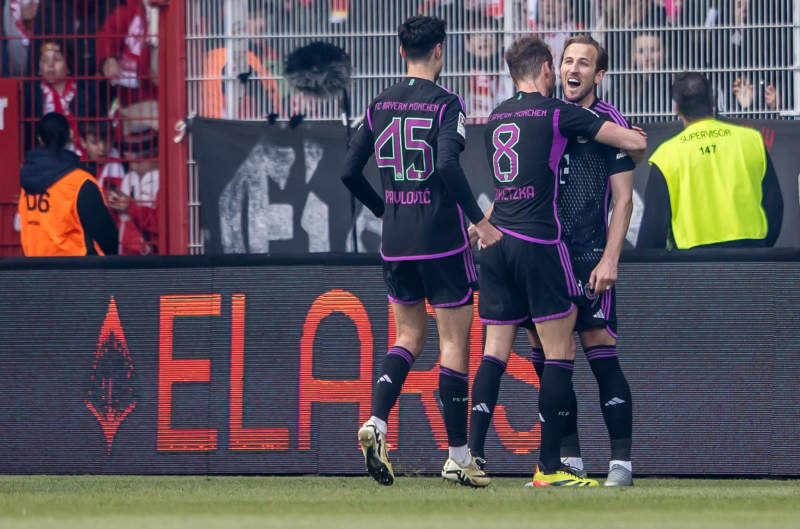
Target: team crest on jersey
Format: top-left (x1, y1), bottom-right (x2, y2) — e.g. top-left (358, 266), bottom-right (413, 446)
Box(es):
top-left (457, 112), bottom-right (466, 138)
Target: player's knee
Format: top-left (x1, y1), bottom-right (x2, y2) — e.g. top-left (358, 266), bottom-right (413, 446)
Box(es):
top-left (394, 330), bottom-right (425, 356)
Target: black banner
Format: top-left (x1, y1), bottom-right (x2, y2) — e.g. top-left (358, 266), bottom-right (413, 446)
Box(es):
top-left (194, 118), bottom-right (800, 253)
top-left (0, 254), bottom-right (798, 476)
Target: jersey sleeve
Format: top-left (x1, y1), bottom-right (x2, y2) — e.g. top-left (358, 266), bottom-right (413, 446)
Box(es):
top-left (437, 94), bottom-right (467, 150)
top-left (557, 103), bottom-right (604, 140)
top-left (340, 119), bottom-right (385, 218)
top-left (607, 145), bottom-right (636, 175)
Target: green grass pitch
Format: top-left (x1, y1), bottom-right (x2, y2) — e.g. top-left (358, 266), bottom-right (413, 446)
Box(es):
top-left (1, 475), bottom-right (798, 529)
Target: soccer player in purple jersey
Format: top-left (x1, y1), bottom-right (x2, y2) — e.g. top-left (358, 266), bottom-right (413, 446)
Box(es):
top-left (340, 15), bottom-right (502, 488)
top-left (466, 36), bottom-right (645, 487)
top-left (523, 35), bottom-right (640, 486)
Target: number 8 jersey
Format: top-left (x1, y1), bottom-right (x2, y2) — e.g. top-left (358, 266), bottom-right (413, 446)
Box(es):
top-left (344, 77), bottom-right (483, 260)
top-left (485, 91), bottom-right (605, 243)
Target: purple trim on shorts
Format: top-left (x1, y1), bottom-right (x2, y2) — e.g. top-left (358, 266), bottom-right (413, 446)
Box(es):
top-left (544, 360), bottom-right (574, 371)
top-left (440, 366), bottom-right (468, 382)
top-left (530, 348), bottom-right (545, 362)
top-left (366, 106), bottom-right (373, 131)
top-left (606, 325), bottom-right (618, 339)
top-left (438, 103), bottom-right (447, 128)
top-left (532, 303), bottom-right (576, 323)
top-left (548, 108), bottom-right (568, 241)
top-left (462, 248), bottom-right (478, 283)
top-left (556, 242), bottom-right (580, 296)
top-left (483, 355), bottom-right (507, 370)
top-left (496, 226), bottom-right (558, 245)
top-left (602, 290), bottom-right (613, 320)
top-left (388, 346), bottom-right (415, 366)
top-left (431, 288), bottom-right (473, 308)
top-left (481, 315), bottom-right (531, 325)
top-left (387, 294), bottom-right (423, 305)
top-left (595, 101), bottom-right (629, 128)
top-left (456, 205), bottom-right (470, 249)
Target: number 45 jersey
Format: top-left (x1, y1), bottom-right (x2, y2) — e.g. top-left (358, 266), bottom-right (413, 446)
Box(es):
top-left (485, 91), bottom-right (605, 244)
top-left (350, 77), bottom-right (473, 260)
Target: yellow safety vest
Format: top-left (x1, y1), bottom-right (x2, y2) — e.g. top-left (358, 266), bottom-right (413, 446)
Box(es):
top-left (649, 118), bottom-right (768, 249)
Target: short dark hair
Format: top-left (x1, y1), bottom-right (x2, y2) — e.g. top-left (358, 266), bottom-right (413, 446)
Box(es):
top-left (505, 36), bottom-right (552, 83)
top-left (562, 34), bottom-right (608, 72)
top-left (672, 71), bottom-right (714, 120)
top-left (77, 120), bottom-right (111, 142)
top-left (37, 112), bottom-right (70, 152)
top-left (398, 16), bottom-right (446, 61)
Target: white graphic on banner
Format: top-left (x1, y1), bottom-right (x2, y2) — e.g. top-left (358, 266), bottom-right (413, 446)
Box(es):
top-left (218, 138), bottom-right (331, 253)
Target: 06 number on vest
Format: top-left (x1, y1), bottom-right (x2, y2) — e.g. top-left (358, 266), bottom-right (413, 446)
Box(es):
top-left (25, 192), bottom-right (50, 213)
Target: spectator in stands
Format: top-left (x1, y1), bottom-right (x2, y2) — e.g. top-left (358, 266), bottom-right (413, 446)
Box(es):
top-left (25, 39), bottom-right (105, 156)
top-left (97, 0), bottom-right (158, 105)
top-left (78, 120), bottom-right (125, 196)
top-left (106, 128), bottom-right (159, 255)
top-left (18, 112), bottom-right (118, 256)
top-left (2, 0), bottom-right (38, 76)
top-left (641, 72), bottom-right (782, 249)
top-left (532, 0), bottom-right (576, 83)
top-left (610, 32), bottom-right (672, 119)
top-left (463, 11), bottom-right (505, 123)
top-left (200, 0), bottom-right (283, 119)
top-left (705, 0), bottom-right (781, 114)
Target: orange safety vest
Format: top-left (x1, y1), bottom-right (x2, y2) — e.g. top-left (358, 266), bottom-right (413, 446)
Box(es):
top-left (201, 48), bottom-right (283, 118)
top-left (19, 169), bottom-right (104, 256)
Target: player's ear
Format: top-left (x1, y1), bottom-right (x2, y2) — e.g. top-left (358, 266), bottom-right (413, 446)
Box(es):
top-left (434, 42), bottom-right (444, 60)
top-left (594, 69), bottom-right (606, 85)
top-left (399, 45), bottom-right (407, 61)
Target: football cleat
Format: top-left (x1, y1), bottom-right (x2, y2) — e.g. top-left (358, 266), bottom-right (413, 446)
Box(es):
top-left (441, 456), bottom-right (491, 488)
top-left (531, 465), bottom-right (599, 487)
top-left (604, 464), bottom-right (634, 487)
top-left (358, 421), bottom-right (394, 486)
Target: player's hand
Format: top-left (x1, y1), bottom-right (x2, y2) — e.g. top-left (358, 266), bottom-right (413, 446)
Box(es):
top-left (103, 57), bottom-right (121, 79)
top-left (588, 257), bottom-right (618, 294)
top-left (474, 217), bottom-right (502, 248)
top-left (626, 126), bottom-right (647, 164)
top-left (467, 224), bottom-right (479, 247)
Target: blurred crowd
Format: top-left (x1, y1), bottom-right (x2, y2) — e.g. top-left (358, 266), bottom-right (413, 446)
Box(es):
top-left (1, 0), bottom-right (159, 254)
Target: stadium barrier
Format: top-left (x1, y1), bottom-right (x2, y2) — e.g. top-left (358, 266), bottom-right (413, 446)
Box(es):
top-left (0, 250), bottom-right (798, 476)
top-left (192, 118), bottom-right (800, 254)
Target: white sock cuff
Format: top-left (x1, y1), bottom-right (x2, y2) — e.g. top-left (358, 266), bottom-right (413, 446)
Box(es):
top-left (369, 416), bottom-right (387, 435)
top-left (449, 444), bottom-right (470, 466)
top-left (609, 460), bottom-right (632, 472)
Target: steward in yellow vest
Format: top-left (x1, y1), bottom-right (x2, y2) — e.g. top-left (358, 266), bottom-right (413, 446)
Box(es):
top-left (641, 73), bottom-right (783, 249)
top-left (19, 113), bottom-right (119, 256)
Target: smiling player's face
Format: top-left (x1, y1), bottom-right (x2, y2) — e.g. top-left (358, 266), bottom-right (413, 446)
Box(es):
top-left (561, 43), bottom-right (603, 103)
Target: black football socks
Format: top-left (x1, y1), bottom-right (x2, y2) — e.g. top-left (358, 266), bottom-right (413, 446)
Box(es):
top-left (537, 360), bottom-right (575, 474)
top-left (468, 355), bottom-right (506, 459)
top-left (585, 345), bottom-right (632, 461)
top-left (371, 346), bottom-right (414, 422)
top-left (439, 366), bottom-right (469, 448)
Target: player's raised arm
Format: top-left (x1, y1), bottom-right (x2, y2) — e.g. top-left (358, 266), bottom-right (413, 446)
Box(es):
top-left (340, 118), bottom-right (385, 218)
top-left (595, 121), bottom-right (647, 153)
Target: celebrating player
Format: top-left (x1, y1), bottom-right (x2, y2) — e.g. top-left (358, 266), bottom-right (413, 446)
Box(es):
top-left (467, 36), bottom-right (645, 487)
top-left (523, 35), bottom-right (638, 486)
top-left (340, 15), bottom-right (502, 488)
